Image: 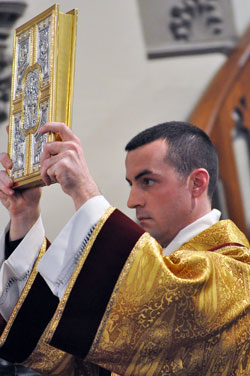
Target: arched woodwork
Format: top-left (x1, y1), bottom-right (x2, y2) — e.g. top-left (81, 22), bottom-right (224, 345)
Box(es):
top-left (189, 25), bottom-right (250, 239)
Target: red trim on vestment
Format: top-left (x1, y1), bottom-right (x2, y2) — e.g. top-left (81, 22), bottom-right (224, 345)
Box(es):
top-left (0, 314), bottom-right (6, 336)
top-left (208, 243), bottom-right (245, 252)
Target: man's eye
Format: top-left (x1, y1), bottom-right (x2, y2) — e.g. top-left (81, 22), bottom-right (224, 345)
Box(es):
top-left (143, 178), bottom-right (154, 186)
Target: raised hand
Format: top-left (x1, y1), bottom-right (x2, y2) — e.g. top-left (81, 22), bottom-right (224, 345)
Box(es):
top-left (39, 122), bottom-right (100, 210)
top-left (0, 152), bottom-right (42, 240)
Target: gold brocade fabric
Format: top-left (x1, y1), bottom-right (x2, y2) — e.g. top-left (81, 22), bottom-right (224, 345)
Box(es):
top-left (3, 216), bottom-right (250, 375)
top-left (86, 220), bottom-right (250, 375)
top-left (22, 324), bottom-right (75, 376)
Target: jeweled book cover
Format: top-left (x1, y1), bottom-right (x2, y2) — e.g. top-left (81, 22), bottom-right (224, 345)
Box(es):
top-left (8, 4), bottom-right (78, 189)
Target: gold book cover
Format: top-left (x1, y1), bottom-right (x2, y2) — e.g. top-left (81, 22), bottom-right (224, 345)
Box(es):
top-left (8, 4), bottom-right (78, 189)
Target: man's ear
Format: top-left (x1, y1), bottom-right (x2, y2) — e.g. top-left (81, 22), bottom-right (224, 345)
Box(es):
top-left (188, 169), bottom-right (210, 198)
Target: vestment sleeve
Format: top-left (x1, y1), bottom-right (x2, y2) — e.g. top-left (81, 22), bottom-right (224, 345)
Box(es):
top-left (1, 209), bottom-right (250, 376)
top-left (0, 216), bottom-right (44, 321)
top-left (37, 195), bottom-right (110, 299)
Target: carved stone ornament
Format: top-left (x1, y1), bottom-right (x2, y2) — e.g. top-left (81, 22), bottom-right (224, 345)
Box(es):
top-left (137, 0), bottom-right (237, 58)
top-left (0, 1), bottom-right (27, 122)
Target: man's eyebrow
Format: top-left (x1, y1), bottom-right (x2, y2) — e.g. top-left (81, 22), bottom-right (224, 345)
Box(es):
top-left (126, 169), bottom-right (153, 184)
top-left (135, 169), bottom-right (153, 180)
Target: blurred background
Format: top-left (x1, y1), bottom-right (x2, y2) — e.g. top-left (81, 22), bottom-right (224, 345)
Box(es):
top-left (0, 0), bottom-right (249, 241)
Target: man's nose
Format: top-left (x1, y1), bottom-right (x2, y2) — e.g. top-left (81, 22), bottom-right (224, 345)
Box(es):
top-left (127, 186), bottom-right (144, 208)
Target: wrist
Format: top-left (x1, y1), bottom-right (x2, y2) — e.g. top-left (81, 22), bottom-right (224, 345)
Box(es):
top-left (72, 184), bottom-right (100, 211)
top-left (9, 207), bottom-right (40, 241)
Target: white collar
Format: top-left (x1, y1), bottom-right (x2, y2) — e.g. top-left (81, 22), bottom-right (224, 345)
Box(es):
top-left (163, 209), bottom-right (221, 256)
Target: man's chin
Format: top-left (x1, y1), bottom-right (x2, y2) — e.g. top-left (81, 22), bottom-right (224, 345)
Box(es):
top-left (138, 219), bottom-right (153, 231)
top-left (138, 222), bottom-right (165, 246)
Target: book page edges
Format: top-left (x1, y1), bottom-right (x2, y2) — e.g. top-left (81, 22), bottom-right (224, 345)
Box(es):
top-left (53, 10), bottom-right (78, 128)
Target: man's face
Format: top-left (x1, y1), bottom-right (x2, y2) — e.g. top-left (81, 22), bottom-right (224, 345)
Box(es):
top-left (125, 139), bottom-right (194, 247)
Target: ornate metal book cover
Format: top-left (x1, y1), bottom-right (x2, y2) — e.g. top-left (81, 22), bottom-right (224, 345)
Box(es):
top-left (8, 4), bottom-right (78, 189)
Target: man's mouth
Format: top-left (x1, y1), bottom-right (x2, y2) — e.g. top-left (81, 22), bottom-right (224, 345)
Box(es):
top-left (137, 216), bottom-right (152, 223)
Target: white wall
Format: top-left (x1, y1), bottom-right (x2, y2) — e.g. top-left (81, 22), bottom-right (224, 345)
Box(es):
top-left (0, 0), bottom-right (249, 240)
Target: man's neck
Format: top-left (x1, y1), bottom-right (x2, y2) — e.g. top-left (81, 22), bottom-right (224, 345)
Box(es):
top-left (163, 209), bottom-right (221, 256)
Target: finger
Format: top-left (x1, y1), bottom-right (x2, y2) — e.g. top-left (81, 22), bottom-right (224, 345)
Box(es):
top-left (0, 153), bottom-right (12, 169)
top-left (40, 142), bottom-right (56, 168)
top-left (0, 170), bottom-right (14, 187)
top-left (40, 140), bottom-right (81, 175)
top-left (40, 153), bottom-right (57, 186)
top-left (46, 166), bottom-right (58, 183)
top-left (40, 151), bottom-right (64, 186)
top-left (39, 143), bottom-right (62, 179)
top-left (40, 164), bottom-right (52, 186)
top-left (41, 163), bottom-right (58, 186)
top-left (0, 171), bottom-right (14, 195)
top-left (0, 188), bottom-right (14, 200)
top-left (6, 125), bottom-right (9, 134)
top-left (40, 141), bottom-right (75, 164)
top-left (39, 122), bottom-right (76, 142)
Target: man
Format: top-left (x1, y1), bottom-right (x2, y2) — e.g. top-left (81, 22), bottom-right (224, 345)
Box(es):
top-left (0, 121), bottom-right (249, 375)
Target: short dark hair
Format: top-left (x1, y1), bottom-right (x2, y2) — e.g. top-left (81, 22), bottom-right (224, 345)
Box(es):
top-left (125, 121), bottom-right (218, 199)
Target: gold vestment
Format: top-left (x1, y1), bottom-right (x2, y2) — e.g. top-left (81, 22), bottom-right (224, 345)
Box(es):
top-left (0, 208), bottom-right (250, 376)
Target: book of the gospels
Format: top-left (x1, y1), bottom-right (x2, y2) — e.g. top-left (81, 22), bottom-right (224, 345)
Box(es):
top-left (8, 4), bottom-right (78, 189)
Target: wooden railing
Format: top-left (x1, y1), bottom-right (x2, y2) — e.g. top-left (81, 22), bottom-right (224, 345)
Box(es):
top-left (189, 25), bottom-right (250, 239)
